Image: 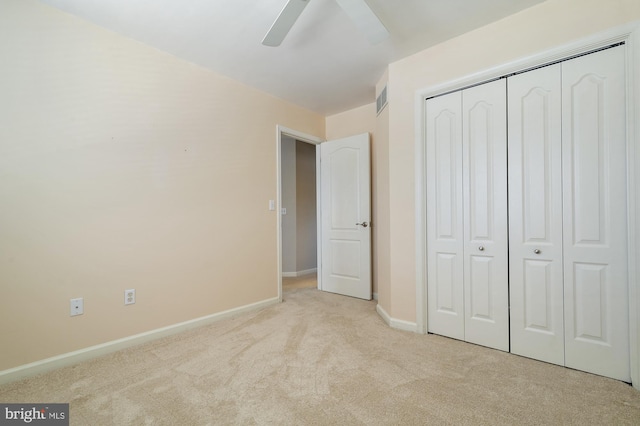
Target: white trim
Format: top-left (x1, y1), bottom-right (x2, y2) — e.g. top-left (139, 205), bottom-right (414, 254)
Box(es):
top-left (628, 23), bottom-right (640, 391)
top-left (390, 318), bottom-right (419, 333)
top-left (282, 268), bottom-right (317, 278)
top-left (372, 292), bottom-right (378, 301)
top-left (415, 88), bottom-right (427, 335)
top-left (414, 21), bottom-right (640, 389)
top-left (376, 304), bottom-right (418, 333)
top-left (276, 126), bottom-right (323, 302)
top-left (298, 267), bottom-right (317, 276)
top-left (0, 297), bottom-right (279, 385)
top-left (376, 303), bottom-right (392, 326)
top-left (316, 144), bottom-right (322, 291)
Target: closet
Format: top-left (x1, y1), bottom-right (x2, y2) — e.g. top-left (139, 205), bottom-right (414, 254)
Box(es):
top-left (426, 45), bottom-right (630, 382)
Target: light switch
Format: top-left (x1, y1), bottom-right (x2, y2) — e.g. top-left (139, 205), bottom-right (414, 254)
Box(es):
top-left (269, 200), bottom-right (275, 211)
top-left (281, 208), bottom-right (287, 215)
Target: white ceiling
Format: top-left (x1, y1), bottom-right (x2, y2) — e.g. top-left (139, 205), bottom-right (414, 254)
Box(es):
top-left (37, 0), bottom-right (544, 115)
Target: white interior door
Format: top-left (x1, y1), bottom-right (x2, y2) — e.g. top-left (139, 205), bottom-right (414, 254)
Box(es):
top-left (562, 46), bottom-right (630, 381)
top-left (508, 63), bottom-right (565, 365)
top-left (320, 133), bottom-right (371, 300)
top-left (426, 91), bottom-right (465, 340)
top-left (462, 79), bottom-right (509, 352)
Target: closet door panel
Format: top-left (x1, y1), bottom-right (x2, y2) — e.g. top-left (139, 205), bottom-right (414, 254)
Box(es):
top-left (562, 45), bottom-right (629, 381)
top-left (508, 64), bottom-right (564, 365)
top-left (462, 79), bottom-right (509, 351)
top-left (426, 92), bottom-right (464, 340)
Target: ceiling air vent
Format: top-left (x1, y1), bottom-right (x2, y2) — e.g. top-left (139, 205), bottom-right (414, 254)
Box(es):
top-left (376, 84), bottom-right (388, 115)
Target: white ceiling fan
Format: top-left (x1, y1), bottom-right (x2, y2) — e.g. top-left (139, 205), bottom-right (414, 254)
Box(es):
top-left (262, 0), bottom-right (389, 47)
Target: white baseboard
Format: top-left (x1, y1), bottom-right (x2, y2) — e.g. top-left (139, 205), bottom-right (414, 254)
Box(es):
top-left (376, 304), bottom-right (418, 333)
top-left (390, 317), bottom-right (419, 333)
top-left (376, 303), bottom-right (392, 325)
top-left (282, 268), bottom-right (317, 278)
top-left (0, 296), bottom-right (279, 385)
top-left (372, 292), bottom-right (378, 301)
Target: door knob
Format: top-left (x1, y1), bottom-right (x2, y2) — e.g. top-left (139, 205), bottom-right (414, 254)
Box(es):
top-left (534, 249), bottom-right (541, 254)
top-left (478, 246), bottom-right (485, 251)
top-left (356, 222), bottom-right (369, 228)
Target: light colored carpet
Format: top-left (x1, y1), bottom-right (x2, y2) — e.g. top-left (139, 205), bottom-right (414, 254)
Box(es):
top-left (282, 273), bottom-right (317, 291)
top-left (1, 287), bottom-right (640, 425)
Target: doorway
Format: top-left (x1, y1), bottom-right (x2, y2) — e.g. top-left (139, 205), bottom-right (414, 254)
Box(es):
top-left (281, 136), bottom-right (318, 289)
top-left (277, 127), bottom-right (373, 301)
top-left (276, 126), bottom-right (323, 302)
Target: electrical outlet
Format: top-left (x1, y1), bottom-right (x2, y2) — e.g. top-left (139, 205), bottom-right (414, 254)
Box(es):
top-left (70, 298), bottom-right (84, 316)
top-left (124, 289), bottom-right (135, 305)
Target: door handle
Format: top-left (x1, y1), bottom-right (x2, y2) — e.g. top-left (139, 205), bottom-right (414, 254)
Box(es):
top-left (478, 246), bottom-right (485, 251)
top-left (356, 222), bottom-right (369, 228)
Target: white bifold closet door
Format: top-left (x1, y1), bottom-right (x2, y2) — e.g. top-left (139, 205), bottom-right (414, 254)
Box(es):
top-left (462, 81), bottom-right (509, 351)
top-left (426, 91), bottom-right (464, 341)
top-left (562, 46), bottom-right (629, 381)
top-left (509, 45), bottom-right (629, 381)
top-left (427, 79), bottom-right (509, 352)
top-left (508, 63), bottom-right (565, 365)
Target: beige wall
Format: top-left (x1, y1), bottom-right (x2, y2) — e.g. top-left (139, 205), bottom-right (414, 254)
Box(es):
top-left (385, 0), bottom-right (640, 322)
top-left (295, 142), bottom-right (317, 272)
top-left (0, 0), bottom-right (324, 371)
top-left (325, 103), bottom-right (377, 141)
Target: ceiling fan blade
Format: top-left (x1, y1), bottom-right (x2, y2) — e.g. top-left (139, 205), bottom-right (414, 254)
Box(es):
top-left (335, 0), bottom-right (389, 45)
top-left (262, 0), bottom-right (311, 47)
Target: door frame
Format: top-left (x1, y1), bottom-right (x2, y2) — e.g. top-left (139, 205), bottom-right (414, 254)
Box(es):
top-left (415, 22), bottom-right (640, 389)
top-left (276, 125), bottom-right (323, 302)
